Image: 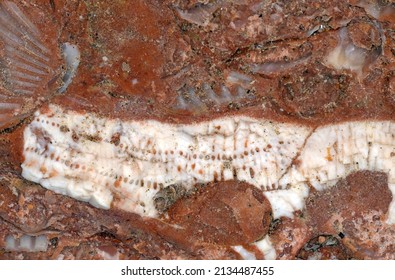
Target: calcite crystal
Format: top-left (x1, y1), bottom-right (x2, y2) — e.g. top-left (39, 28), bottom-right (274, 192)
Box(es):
top-left (0, 0), bottom-right (395, 259)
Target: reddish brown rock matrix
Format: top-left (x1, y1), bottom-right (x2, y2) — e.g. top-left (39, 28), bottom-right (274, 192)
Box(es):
top-left (0, 0), bottom-right (394, 259)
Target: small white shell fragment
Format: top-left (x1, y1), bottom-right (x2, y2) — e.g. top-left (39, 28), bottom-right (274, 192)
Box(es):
top-left (59, 43), bottom-right (80, 93)
top-left (21, 105), bottom-right (395, 222)
top-left (326, 26), bottom-right (381, 76)
top-left (326, 37), bottom-right (366, 74)
top-left (5, 234), bottom-right (48, 252)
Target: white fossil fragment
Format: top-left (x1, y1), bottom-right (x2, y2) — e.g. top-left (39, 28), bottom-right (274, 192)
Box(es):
top-left (59, 43), bottom-right (80, 93)
top-left (5, 234), bottom-right (48, 252)
top-left (232, 245), bottom-right (257, 260)
top-left (250, 55), bottom-right (310, 75)
top-left (326, 25), bottom-right (382, 76)
top-left (326, 28), bottom-right (367, 75)
top-left (21, 105), bottom-right (395, 223)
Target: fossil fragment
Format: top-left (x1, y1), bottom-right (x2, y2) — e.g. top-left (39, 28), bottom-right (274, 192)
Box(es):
top-left (5, 234), bottom-right (48, 252)
top-left (174, 71), bottom-right (256, 111)
top-left (0, 1), bottom-right (79, 131)
top-left (351, 0), bottom-right (395, 23)
top-left (326, 22), bottom-right (383, 76)
top-left (175, 0), bottom-right (224, 27)
top-left (21, 105), bottom-right (395, 223)
top-left (58, 43), bottom-right (80, 94)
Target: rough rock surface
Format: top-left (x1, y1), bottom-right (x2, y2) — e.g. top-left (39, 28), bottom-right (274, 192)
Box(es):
top-left (0, 0), bottom-right (394, 259)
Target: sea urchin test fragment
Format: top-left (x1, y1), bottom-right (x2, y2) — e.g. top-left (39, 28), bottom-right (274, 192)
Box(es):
top-left (21, 105), bottom-right (395, 222)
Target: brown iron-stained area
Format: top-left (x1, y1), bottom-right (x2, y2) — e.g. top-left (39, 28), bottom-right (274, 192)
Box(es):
top-left (0, 0), bottom-right (395, 259)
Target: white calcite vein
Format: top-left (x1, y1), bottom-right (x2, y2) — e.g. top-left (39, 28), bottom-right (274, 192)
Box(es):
top-left (21, 105), bottom-right (395, 223)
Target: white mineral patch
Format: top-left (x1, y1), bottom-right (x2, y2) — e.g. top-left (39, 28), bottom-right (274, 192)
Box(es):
top-left (255, 235), bottom-right (276, 260)
top-left (231, 245), bottom-right (257, 260)
top-left (232, 235), bottom-right (276, 260)
top-left (21, 105), bottom-right (395, 223)
top-left (326, 29), bottom-right (366, 75)
top-left (264, 183), bottom-right (309, 219)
